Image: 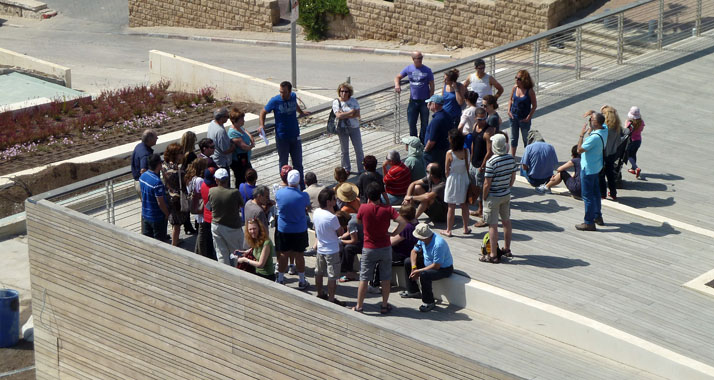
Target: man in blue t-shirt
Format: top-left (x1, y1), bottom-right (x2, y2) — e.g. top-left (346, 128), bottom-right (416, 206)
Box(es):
top-left (139, 153), bottom-right (169, 241)
top-left (520, 130), bottom-right (558, 187)
top-left (395, 51), bottom-right (435, 142)
top-left (576, 112), bottom-right (608, 231)
top-left (275, 170), bottom-right (312, 289)
top-left (400, 223), bottom-right (454, 312)
top-left (131, 129), bottom-right (157, 196)
top-left (259, 81), bottom-right (311, 189)
top-left (423, 94), bottom-right (452, 171)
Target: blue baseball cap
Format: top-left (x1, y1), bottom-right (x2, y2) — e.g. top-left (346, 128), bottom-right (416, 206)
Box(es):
top-left (426, 94), bottom-right (444, 105)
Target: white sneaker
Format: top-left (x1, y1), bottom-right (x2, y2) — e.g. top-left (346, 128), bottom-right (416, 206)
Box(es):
top-left (288, 265), bottom-right (297, 275)
top-left (368, 285), bottom-right (381, 294)
top-left (535, 184), bottom-right (550, 194)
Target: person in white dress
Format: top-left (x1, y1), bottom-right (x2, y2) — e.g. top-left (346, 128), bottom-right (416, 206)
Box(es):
top-left (442, 128), bottom-right (471, 237)
top-left (463, 58), bottom-right (504, 106)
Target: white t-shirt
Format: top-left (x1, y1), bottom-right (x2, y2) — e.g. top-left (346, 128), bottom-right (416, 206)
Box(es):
top-left (467, 73), bottom-right (492, 105)
top-left (460, 106), bottom-right (477, 135)
top-left (313, 208), bottom-right (341, 255)
top-left (332, 97), bottom-right (360, 129)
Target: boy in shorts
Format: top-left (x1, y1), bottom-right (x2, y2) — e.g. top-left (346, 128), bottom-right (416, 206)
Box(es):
top-left (313, 188), bottom-right (346, 306)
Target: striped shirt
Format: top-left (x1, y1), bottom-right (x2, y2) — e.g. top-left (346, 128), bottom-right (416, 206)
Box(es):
top-left (484, 154), bottom-right (516, 197)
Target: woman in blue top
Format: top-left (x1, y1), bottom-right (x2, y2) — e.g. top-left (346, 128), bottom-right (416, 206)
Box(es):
top-left (507, 69), bottom-right (537, 157)
top-left (228, 106), bottom-right (255, 187)
top-left (441, 69), bottom-right (465, 128)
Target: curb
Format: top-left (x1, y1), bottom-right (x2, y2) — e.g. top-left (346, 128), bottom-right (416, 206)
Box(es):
top-left (124, 32), bottom-right (452, 59)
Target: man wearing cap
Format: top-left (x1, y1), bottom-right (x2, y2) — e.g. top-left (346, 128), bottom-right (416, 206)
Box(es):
top-left (395, 51), bottom-right (435, 141)
top-left (470, 107), bottom-right (496, 223)
top-left (423, 94), bottom-right (452, 171)
top-left (139, 153), bottom-right (169, 241)
top-left (400, 223), bottom-right (454, 312)
top-left (197, 167), bottom-right (218, 260)
top-left (208, 168), bottom-right (245, 266)
top-left (132, 129), bottom-right (158, 197)
top-left (382, 150), bottom-right (411, 205)
top-left (480, 133), bottom-right (516, 263)
top-left (259, 81), bottom-right (311, 189)
top-left (520, 130), bottom-right (558, 188)
top-left (275, 169), bottom-right (312, 289)
top-left (337, 181), bottom-right (362, 282)
top-left (402, 163), bottom-right (448, 223)
top-left (576, 112), bottom-right (607, 231)
top-left (402, 136), bottom-right (426, 182)
top-left (207, 108), bottom-right (236, 186)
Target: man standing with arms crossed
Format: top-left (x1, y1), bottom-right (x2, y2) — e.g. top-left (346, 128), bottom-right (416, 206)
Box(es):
top-left (576, 112), bottom-right (607, 231)
top-left (395, 51), bottom-right (435, 142)
top-left (208, 168), bottom-right (245, 265)
top-left (207, 108), bottom-right (236, 186)
top-left (259, 81), bottom-right (311, 189)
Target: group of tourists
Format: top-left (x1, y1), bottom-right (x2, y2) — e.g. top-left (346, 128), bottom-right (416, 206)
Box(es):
top-left (131, 52), bottom-right (646, 312)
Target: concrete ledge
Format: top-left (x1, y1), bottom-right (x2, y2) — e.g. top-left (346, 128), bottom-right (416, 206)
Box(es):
top-left (0, 47), bottom-right (71, 87)
top-left (0, 211), bottom-right (26, 240)
top-left (1, 0), bottom-right (46, 12)
top-left (432, 274), bottom-right (714, 380)
top-left (149, 50), bottom-right (331, 108)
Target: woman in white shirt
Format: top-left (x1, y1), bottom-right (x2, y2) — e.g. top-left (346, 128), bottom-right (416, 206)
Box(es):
top-left (333, 83), bottom-right (364, 175)
top-left (463, 58), bottom-right (504, 106)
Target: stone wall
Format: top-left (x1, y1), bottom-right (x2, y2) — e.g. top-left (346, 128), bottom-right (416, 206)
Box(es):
top-left (346, 0), bottom-right (596, 48)
top-left (128, 0), bottom-right (278, 32)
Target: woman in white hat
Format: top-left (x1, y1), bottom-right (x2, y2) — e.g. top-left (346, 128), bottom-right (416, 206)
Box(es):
top-left (626, 106), bottom-right (645, 179)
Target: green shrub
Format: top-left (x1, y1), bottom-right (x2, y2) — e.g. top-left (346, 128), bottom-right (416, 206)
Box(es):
top-left (298, 0), bottom-right (349, 41)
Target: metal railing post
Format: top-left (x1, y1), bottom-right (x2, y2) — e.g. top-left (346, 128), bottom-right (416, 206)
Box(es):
top-left (104, 181), bottom-right (111, 223)
top-left (696, 0), bottom-right (702, 37)
top-left (394, 90), bottom-right (401, 144)
top-left (533, 41), bottom-right (540, 94)
top-left (109, 179), bottom-right (115, 225)
top-left (575, 27), bottom-right (582, 80)
top-left (657, 0), bottom-right (664, 50)
top-left (489, 55), bottom-right (496, 78)
top-left (617, 13), bottom-right (624, 64)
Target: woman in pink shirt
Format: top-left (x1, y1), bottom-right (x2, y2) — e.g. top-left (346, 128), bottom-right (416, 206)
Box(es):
top-left (626, 106), bottom-right (645, 179)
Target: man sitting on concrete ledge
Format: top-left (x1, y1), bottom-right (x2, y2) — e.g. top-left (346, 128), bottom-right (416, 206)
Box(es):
top-left (401, 163), bottom-right (447, 223)
top-left (400, 222), bottom-right (454, 312)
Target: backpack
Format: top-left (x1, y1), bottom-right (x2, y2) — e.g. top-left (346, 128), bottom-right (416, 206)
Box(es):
top-left (481, 232), bottom-right (504, 258)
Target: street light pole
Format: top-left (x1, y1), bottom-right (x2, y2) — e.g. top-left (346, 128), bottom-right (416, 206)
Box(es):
top-left (290, 0), bottom-right (299, 88)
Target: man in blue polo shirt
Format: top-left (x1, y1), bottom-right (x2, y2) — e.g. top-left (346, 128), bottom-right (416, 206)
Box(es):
top-left (520, 130), bottom-right (558, 187)
top-left (400, 223), bottom-right (454, 312)
top-left (139, 153), bottom-right (169, 241)
top-left (395, 51), bottom-right (435, 141)
top-left (275, 170), bottom-right (312, 289)
top-left (423, 94), bottom-right (452, 171)
top-left (259, 81), bottom-right (311, 189)
top-left (576, 112), bottom-right (608, 231)
top-left (131, 129), bottom-right (157, 196)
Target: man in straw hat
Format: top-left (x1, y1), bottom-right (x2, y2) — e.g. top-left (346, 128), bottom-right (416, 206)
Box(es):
top-left (400, 222), bottom-right (454, 312)
top-left (479, 133), bottom-right (516, 263)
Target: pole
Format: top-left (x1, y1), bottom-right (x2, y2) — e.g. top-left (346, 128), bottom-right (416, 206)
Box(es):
top-left (291, 20), bottom-right (297, 88)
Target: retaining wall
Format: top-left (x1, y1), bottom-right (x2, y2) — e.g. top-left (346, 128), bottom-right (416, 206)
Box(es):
top-left (149, 50), bottom-right (331, 108)
top-left (0, 47), bottom-right (71, 87)
top-left (26, 198), bottom-right (515, 380)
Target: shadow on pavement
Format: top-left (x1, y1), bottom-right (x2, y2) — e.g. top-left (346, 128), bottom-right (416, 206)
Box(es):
top-left (599, 221), bottom-right (681, 237)
top-left (507, 255), bottom-right (590, 269)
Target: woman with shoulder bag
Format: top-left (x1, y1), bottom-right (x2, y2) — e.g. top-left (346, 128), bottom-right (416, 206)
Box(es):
top-left (333, 83), bottom-right (364, 176)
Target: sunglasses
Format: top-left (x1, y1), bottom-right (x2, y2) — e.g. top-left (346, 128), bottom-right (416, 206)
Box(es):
top-left (339, 90), bottom-right (350, 93)
top-left (476, 66), bottom-right (486, 70)
top-left (413, 57), bottom-right (423, 60)
top-left (477, 117), bottom-right (487, 121)
top-left (515, 77), bottom-right (522, 81)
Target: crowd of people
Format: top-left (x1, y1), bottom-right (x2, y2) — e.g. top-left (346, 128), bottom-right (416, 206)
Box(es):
top-left (130, 53), bottom-right (645, 312)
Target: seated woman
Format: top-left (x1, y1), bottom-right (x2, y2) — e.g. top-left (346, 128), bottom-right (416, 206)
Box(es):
top-left (236, 218), bottom-right (276, 281)
top-left (536, 145), bottom-right (581, 198)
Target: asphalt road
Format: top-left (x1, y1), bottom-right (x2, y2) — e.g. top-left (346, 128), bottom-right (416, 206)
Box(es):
top-left (0, 0), bottom-right (452, 96)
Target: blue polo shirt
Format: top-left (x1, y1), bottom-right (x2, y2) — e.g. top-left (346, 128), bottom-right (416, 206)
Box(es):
top-left (581, 128), bottom-right (608, 175)
top-left (416, 233), bottom-right (453, 268)
top-left (521, 142), bottom-right (559, 179)
top-left (265, 92), bottom-right (300, 140)
top-left (425, 110), bottom-right (452, 151)
top-left (131, 142), bottom-right (153, 180)
top-left (139, 170), bottom-right (166, 222)
top-left (275, 186), bottom-right (310, 233)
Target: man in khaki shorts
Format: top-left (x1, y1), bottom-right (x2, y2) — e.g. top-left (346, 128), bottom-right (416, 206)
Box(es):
top-left (480, 133), bottom-right (517, 263)
top-left (312, 187), bottom-right (346, 306)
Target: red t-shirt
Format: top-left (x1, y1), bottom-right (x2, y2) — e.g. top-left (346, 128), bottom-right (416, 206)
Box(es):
top-left (357, 202), bottom-right (399, 249)
top-left (200, 182), bottom-right (214, 223)
top-left (383, 162), bottom-right (411, 196)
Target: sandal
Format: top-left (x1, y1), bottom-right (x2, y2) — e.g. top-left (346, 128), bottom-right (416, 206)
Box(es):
top-left (463, 228), bottom-right (472, 235)
top-left (479, 255), bottom-right (490, 263)
top-left (351, 306), bottom-right (363, 313)
top-left (474, 220), bottom-right (488, 228)
top-left (338, 275), bottom-right (355, 283)
top-left (469, 210), bottom-right (482, 217)
top-left (380, 303), bottom-right (393, 315)
top-left (502, 248), bottom-right (512, 258)
top-left (489, 255), bottom-right (500, 264)
top-left (440, 230), bottom-right (453, 237)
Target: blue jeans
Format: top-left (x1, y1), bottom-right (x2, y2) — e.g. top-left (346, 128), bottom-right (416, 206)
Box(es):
top-left (337, 127), bottom-right (365, 173)
top-left (520, 167), bottom-right (549, 187)
top-left (276, 136), bottom-right (304, 189)
top-left (404, 256), bottom-right (453, 304)
top-left (407, 99), bottom-right (429, 142)
top-left (509, 117), bottom-right (531, 148)
top-left (581, 171), bottom-right (602, 225)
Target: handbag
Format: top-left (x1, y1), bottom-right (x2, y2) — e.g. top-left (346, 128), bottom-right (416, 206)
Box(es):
top-left (179, 169), bottom-right (190, 213)
top-left (326, 98), bottom-right (339, 134)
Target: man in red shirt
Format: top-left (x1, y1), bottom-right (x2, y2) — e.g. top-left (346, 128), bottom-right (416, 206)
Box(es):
top-left (382, 150), bottom-right (411, 205)
top-left (353, 182), bottom-right (407, 314)
top-left (197, 167), bottom-right (217, 260)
